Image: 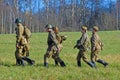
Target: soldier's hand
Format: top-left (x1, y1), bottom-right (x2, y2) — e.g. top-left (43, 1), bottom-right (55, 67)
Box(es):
top-left (57, 47), bottom-right (60, 52)
top-left (16, 44), bottom-right (20, 48)
top-left (92, 47), bottom-right (95, 52)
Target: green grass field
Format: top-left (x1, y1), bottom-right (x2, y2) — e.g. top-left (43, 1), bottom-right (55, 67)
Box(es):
top-left (0, 31), bottom-right (120, 80)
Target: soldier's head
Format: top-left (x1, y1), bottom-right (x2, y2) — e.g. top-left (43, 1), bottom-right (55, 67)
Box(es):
top-left (53, 26), bottom-right (59, 34)
top-left (15, 18), bottom-right (22, 26)
top-left (45, 24), bottom-right (53, 32)
top-left (93, 26), bottom-right (99, 33)
top-left (81, 26), bottom-right (87, 33)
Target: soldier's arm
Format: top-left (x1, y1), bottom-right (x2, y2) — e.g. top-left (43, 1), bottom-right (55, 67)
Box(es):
top-left (79, 35), bottom-right (86, 46)
top-left (50, 31), bottom-right (59, 49)
top-left (56, 34), bottom-right (62, 43)
top-left (91, 35), bottom-right (96, 51)
top-left (17, 26), bottom-right (23, 43)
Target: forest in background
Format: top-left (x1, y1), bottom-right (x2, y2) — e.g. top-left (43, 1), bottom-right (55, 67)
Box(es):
top-left (0, 0), bottom-right (120, 33)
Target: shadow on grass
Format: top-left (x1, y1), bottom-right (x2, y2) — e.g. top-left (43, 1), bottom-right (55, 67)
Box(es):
top-left (0, 61), bottom-right (60, 68)
top-left (35, 63), bottom-right (60, 68)
top-left (0, 61), bottom-right (13, 67)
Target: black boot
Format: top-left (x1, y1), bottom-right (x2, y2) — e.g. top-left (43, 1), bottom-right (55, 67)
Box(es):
top-left (16, 59), bottom-right (25, 66)
top-left (26, 51), bottom-right (29, 57)
top-left (54, 60), bottom-right (58, 66)
top-left (20, 59), bottom-right (25, 66)
top-left (22, 57), bottom-right (34, 65)
top-left (16, 59), bottom-right (21, 65)
top-left (97, 59), bottom-right (108, 67)
top-left (77, 61), bottom-right (81, 67)
top-left (44, 62), bottom-right (48, 67)
top-left (31, 60), bottom-right (35, 65)
top-left (87, 62), bottom-right (96, 68)
top-left (60, 61), bottom-right (66, 67)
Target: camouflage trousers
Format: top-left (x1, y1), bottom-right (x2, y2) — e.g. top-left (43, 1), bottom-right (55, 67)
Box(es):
top-left (91, 50), bottom-right (100, 63)
top-left (22, 43), bottom-right (30, 57)
top-left (15, 45), bottom-right (34, 65)
top-left (77, 50), bottom-right (88, 63)
top-left (44, 45), bottom-right (63, 63)
top-left (15, 46), bottom-right (24, 60)
top-left (15, 43), bottom-right (30, 59)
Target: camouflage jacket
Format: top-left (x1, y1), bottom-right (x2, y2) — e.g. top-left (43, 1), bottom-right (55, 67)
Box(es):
top-left (56, 33), bottom-right (61, 44)
top-left (91, 33), bottom-right (103, 51)
top-left (47, 30), bottom-right (59, 49)
top-left (77, 33), bottom-right (90, 50)
top-left (15, 24), bottom-right (27, 45)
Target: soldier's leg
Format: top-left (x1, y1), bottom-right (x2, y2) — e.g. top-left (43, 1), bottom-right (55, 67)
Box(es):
top-left (52, 52), bottom-right (65, 67)
top-left (95, 51), bottom-right (108, 67)
top-left (18, 46), bottom-right (33, 65)
top-left (22, 57), bottom-right (35, 65)
top-left (54, 60), bottom-right (59, 66)
top-left (15, 49), bottom-right (20, 65)
top-left (44, 52), bottom-right (49, 67)
top-left (22, 47), bottom-right (26, 57)
top-left (52, 46), bottom-right (65, 66)
top-left (17, 59), bottom-right (24, 66)
top-left (22, 44), bottom-right (29, 57)
top-left (82, 51), bottom-right (88, 63)
top-left (44, 47), bottom-right (51, 67)
top-left (19, 47), bottom-right (33, 65)
top-left (16, 56), bottom-right (23, 65)
top-left (25, 43), bottom-right (30, 57)
top-left (53, 50), bottom-right (59, 66)
top-left (53, 45), bottom-right (63, 66)
top-left (91, 51), bottom-right (96, 63)
top-left (82, 51), bottom-right (95, 68)
top-left (16, 48), bottom-right (25, 66)
top-left (96, 59), bottom-right (108, 67)
top-left (77, 50), bottom-right (83, 67)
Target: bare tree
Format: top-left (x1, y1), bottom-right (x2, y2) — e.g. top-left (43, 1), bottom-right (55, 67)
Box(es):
top-left (0, 0), bottom-right (119, 34)
top-left (116, 0), bottom-right (120, 30)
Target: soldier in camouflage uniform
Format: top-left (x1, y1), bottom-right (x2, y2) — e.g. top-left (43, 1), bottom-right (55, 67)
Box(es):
top-left (44, 24), bottom-right (66, 67)
top-left (53, 26), bottom-right (67, 66)
top-left (15, 18), bottom-right (34, 66)
top-left (90, 26), bottom-right (108, 67)
top-left (74, 26), bottom-right (95, 68)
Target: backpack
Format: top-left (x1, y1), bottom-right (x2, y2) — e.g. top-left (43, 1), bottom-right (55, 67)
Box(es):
top-left (24, 26), bottom-right (31, 39)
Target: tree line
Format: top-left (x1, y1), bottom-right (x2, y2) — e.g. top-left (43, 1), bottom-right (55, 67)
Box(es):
top-left (0, 0), bottom-right (119, 34)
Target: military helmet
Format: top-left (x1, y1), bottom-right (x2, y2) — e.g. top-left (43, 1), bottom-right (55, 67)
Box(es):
top-left (45, 24), bottom-right (52, 29)
top-left (81, 26), bottom-right (87, 31)
top-left (93, 26), bottom-right (99, 31)
top-left (15, 18), bottom-right (22, 23)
